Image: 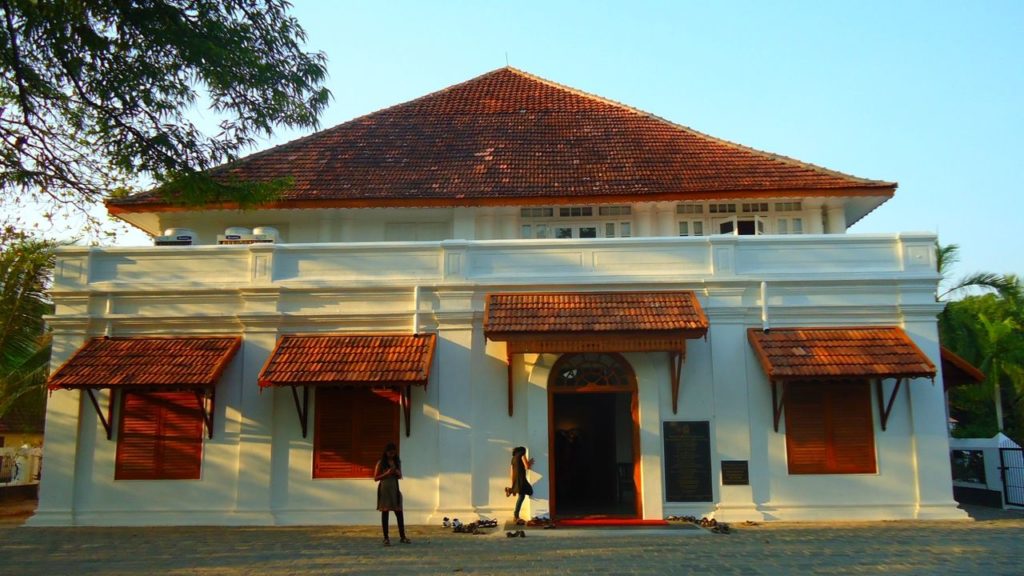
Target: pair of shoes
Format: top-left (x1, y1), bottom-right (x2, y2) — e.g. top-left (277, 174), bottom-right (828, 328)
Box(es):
top-left (505, 530), bottom-right (526, 538)
top-left (400, 537), bottom-right (412, 544)
top-left (383, 539), bottom-right (391, 546)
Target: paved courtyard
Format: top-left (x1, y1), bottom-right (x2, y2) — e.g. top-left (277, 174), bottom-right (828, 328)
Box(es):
top-left (1, 503), bottom-right (1022, 575)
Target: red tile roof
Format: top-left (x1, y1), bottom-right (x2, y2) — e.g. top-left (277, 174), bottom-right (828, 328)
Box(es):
top-left (257, 334), bottom-right (436, 388)
top-left (47, 337), bottom-right (241, 390)
top-left (747, 327), bottom-right (936, 380)
top-left (484, 291), bottom-right (708, 337)
top-left (940, 346), bottom-right (985, 389)
top-left (108, 67), bottom-right (894, 213)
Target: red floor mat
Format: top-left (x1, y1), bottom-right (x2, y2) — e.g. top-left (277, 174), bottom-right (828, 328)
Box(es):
top-left (556, 518), bottom-right (669, 527)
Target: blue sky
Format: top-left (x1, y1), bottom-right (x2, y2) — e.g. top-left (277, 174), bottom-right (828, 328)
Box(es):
top-left (147, 1), bottom-right (1024, 281)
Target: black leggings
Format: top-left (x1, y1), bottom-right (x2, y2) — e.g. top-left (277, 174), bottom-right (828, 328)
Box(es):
top-left (381, 510), bottom-right (406, 540)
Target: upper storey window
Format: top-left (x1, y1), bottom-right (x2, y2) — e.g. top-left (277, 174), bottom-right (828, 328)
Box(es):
top-left (559, 207), bottom-right (594, 217)
top-left (521, 207), bottom-right (555, 218)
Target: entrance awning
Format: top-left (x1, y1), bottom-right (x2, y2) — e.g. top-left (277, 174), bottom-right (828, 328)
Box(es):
top-left (746, 327), bottom-right (937, 432)
top-left (47, 336), bottom-right (241, 440)
top-left (484, 291), bottom-right (708, 415)
top-left (257, 334), bottom-right (437, 438)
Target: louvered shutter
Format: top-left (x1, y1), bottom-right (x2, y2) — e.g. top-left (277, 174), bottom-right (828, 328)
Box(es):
top-left (828, 381), bottom-right (876, 473)
top-left (784, 382), bottom-right (829, 474)
top-left (116, 391), bottom-right (203, 480)
top-left (784, 381), bottom-right (875, 474)
top-left (314, 387), bottom-right (399, 478)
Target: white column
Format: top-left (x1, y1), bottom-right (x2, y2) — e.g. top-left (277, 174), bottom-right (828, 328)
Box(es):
top-left (655, 202), bottom-right (676, 237)
top-left (433, 293), bottom-right (477, 519)
top-left (231, 327), bottom-right (278, 524)
top-left (902, 310), bottom-right (969, 519)
top-left (452, 208), bottom-right (477, 240)
top-left (28, 328), bottom-right (88, 526)
top-left (496, 207), bottom-right (518, 239)
top-left (825, 205), bottom-right (847, 234)
top-left (476, 208), bottom-right (496, 240)
top-left (803, 201), bottom-right (825, 234)
top-left (706, 306), bottom-right (760, 521)
top-left (634, 204), bottom-right (653, 237)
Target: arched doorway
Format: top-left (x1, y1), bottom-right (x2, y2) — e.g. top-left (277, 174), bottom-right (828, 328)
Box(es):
top-left (548, 353), bottom-right (640, 518)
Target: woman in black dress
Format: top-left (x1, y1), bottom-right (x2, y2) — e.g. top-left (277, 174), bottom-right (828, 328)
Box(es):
top-left (508, 446), bottom-right (534, 525)
top-left (374, 443), bottom-right (410, 546)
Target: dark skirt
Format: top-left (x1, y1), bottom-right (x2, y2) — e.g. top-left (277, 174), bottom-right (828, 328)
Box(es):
top-left (377, 477), bottom-right (403, 512)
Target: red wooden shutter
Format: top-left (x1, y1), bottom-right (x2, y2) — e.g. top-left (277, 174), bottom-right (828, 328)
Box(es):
top-left (314, 387), bottom-right (399, 479)
top-left (784, 382), bottom-right (829, 474)
top-left (829, 381), bottom-right (876, 473)
top-left (115, 391), bottom-right (203, 480)
top-left (784, 381), bottom-right (876, 474)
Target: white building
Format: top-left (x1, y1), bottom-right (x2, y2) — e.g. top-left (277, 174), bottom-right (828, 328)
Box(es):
top-left (35, 68), bottom-right (963, 526)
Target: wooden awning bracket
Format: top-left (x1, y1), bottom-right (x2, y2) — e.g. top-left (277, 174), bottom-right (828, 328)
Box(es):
top-left (195, 389), bottom-right (215, 439)
top-left (876, 378), bottom-right (903, 432)
top-left (772, 380), bottom-right (785, 432)
top-left (669, 350), bottom-right (684, 414)
top-left (507, 351), bottom-right (515, 417)
top-left (291, 385), bottom-right (310, 439)
top-left (86, 388), bottom-right (115, 441)
top-left (402, 385), bottom-right (412, 438)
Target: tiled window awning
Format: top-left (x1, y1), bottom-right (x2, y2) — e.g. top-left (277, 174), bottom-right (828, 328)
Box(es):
top-left (47, 336), bottom-right (241, 440)
top-left (940, 346), bottom-right (985, 390)
top-left (747, 327), bottom-right (936, 432)
top-left (257, 334), bottom-right (437, 438)
top-left (746, 327), bottom-right (936, 381)
top-left (484, 291), bottom-right (708, 416)
top-left (484, 291), bottom-right (708, 353)
top-left (258, 334), bottom-right (436, 388)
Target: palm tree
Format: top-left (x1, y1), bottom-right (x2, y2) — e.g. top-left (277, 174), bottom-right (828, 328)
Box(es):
top-left (0, 235), bottom-right (56, 420)
top-left (936, 244), bottom-right (1024, 438)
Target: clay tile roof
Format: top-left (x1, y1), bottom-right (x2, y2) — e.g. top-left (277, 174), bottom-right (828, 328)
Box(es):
top-left (257, 334), bottom-right (437, 388)
top-left (108, 67), bottom-right (895, 213)
top-left (747, 327), bottom-right (936, 381)
top-left (47, 337), bottom-right (241, 390)
top-left (940, 346), bottom-right (985, 390)
top-left (484, 291), bottom-right (708, 337)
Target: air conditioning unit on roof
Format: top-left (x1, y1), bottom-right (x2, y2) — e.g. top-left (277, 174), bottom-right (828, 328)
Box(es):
top-left (217, 226), bottom-right (279, 245)
top-left (154, 228), bottom-right (196, 246)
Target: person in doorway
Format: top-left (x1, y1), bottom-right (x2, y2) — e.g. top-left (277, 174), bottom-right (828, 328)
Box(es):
top-left (374, 442), bottom-right (410, 546)
top-left (507, 446), bottom-right (535, 525)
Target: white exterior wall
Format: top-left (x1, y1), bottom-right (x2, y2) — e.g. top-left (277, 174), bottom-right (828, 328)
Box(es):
top-left (33, 233), bottom-right (964, 525)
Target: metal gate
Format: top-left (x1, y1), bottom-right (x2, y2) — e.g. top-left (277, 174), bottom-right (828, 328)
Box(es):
top-left (1000, 448), bottom-right (1024, 507)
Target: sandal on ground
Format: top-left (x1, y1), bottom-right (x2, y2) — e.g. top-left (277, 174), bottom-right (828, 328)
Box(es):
top-left (506, 531), bottom-right (516, 538)
top-left (518, 530), bottom-right (526, 537)
top-left (383, 539), bottom-right (391, 546)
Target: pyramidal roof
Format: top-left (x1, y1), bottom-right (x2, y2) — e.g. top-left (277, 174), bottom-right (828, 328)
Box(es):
top-left (108, 67), bottom-right (895, 212)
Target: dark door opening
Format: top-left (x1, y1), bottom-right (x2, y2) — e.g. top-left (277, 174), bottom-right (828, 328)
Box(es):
top-left (552, 392), bottom-right (636, 517)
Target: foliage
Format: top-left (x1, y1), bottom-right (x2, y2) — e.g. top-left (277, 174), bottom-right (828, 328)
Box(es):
top-left (0, 0), bottom-right (329, 236)
top-left (0, 232), bottom-right (55, 420)
top-left (941, 278), bottom-right (1024, 444)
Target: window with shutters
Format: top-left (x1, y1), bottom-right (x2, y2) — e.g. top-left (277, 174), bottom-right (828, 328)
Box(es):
top-left (115, 391), bottom-right (204, 480)
top-left (784, 381), bottom-right (876, 474)
top-left (314, 387), bottom-right (400, 479)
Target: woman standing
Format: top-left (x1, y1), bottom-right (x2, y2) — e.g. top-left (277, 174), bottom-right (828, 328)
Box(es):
top-left (374, 443), bottom-right (410, 546)
top-left (508, 446), bottom-right (534, 525)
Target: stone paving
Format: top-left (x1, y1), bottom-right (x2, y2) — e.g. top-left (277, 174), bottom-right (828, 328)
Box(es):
top-left (0, 507), bottom-right (1022, 575)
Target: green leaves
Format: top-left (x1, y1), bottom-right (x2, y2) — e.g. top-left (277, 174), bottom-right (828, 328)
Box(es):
top-left (0, 233), bottom-right (55, 420)
top-left (1, 0), bottom-right (329, 235)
